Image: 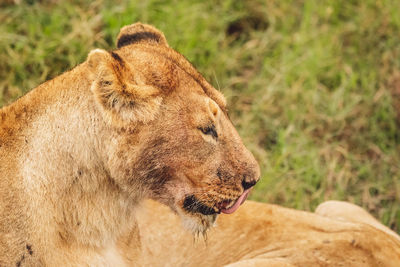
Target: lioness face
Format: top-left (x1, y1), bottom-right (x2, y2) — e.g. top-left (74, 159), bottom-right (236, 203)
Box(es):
top-left (88, 23), bottom-right (260, 234)
top-left (145, 91), bottom-right (260, 234)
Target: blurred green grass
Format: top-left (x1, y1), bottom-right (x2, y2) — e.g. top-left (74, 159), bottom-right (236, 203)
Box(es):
top-left (1, 0), bottom-right (399, 233)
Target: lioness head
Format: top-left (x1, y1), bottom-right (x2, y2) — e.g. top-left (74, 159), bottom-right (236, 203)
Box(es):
top-left (87, 23), bottom-right (260, 235)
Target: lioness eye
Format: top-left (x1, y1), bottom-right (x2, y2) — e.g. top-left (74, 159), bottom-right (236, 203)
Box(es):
top-left (198, 125), bottom-right (218, 139)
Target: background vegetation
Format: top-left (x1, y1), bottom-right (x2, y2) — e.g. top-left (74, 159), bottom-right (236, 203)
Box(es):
top-left (1, 0), bottom-right (399, 233)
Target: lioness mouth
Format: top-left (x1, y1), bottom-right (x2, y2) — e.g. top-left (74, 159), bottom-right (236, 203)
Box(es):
top-left (183, 189), bottom-right (251, 216)
top-left (183, 195), bottom-right (217, 215)
top-left (217, 188), bottom-right (250, 214)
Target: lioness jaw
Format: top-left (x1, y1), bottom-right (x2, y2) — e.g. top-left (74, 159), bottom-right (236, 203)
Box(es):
top-left (0, 22), bottom-right (260, 265)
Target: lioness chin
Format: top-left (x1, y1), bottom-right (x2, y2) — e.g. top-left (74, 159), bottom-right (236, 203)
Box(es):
top-left (0, 23), bottom-right (259, 266)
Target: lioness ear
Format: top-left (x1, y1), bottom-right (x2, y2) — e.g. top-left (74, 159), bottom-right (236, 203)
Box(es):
top-left (116, 22), bottom-right (169, 48)
top-left (87, 49), bottom-right (163, 126)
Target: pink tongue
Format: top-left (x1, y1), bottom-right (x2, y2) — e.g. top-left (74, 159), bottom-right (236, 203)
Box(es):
top-left (221, 189), bottom-right (250, 214)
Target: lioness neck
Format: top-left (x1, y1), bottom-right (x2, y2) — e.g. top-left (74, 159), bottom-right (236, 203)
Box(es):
top-left (0, 63), bottom-right (140, 263)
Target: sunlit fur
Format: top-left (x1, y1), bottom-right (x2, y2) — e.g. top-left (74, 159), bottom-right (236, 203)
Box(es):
top-left (133, 199), bottom-right (400, 266)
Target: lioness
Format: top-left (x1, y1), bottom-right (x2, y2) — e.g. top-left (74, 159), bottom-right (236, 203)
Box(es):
top-left (0, 23), bottom-right (259, 266)
top-left (1, 23), bottom-right (399, 266)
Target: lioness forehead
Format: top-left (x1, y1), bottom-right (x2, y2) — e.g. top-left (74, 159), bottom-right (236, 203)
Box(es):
top-left (117, 44), bottom-right (227, 111)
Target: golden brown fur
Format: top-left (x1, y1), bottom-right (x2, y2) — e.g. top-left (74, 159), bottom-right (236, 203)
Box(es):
top-left (135, 200), bottom-right (400, 266)
top-left (1, 23), bottom-right (399, 266)
top-left (0, 23), bottom-right (259, 266)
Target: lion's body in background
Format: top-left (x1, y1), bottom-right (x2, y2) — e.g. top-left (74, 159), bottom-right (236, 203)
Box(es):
top-left (135, 200), bottom-right (400, 266)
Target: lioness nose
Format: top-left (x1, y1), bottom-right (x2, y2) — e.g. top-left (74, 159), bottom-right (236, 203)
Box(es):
top-left (242, 179), bottom-right (257, 190)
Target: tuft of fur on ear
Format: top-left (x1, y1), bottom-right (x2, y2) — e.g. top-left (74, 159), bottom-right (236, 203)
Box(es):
top-left (116, 22), bottom-right (169, 48)
top-left (87, 49), bottom-right (163, 126)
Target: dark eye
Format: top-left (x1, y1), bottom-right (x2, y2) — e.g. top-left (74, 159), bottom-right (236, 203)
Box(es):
top-left (198, 125), bottom-right (218, 139)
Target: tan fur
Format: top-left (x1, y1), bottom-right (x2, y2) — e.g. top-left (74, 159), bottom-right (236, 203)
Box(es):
top-left (134, 200), bottom-right (400, 266)
top-left (1, 22), bottom-right (399, 266)
top-left (0, 23), bottom-right (259, 265)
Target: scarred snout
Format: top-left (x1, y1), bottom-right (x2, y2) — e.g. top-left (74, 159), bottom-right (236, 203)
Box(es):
top-left (215, 137), bottom-right (261, 214)
top-left (241, 159), bottom-right (261, 190)
top-left (217, 160), bottom-right (260, 214)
